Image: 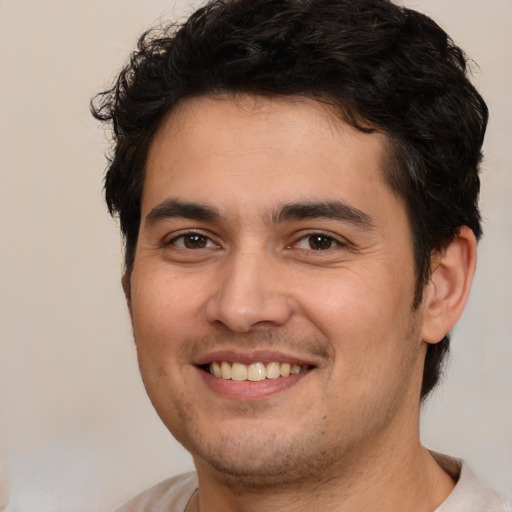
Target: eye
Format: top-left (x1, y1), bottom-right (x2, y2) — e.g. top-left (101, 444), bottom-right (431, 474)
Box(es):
top-left (168, 232), bottom-right (217, 249)
top-left (294, 233), bottom-right (341, 251)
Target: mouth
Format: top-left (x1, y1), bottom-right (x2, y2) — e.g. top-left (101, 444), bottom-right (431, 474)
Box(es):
top-left (192, 350), bottom-right (317, 398)
top-left (203, 361), bottom-right (311, 381)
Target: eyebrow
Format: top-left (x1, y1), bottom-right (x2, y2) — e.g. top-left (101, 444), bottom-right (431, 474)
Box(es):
top-left (145, 198), bottom-right (375, 230)
top-left (145, 199), bottom-right (221, 227)
top-left (271, 201), bottom-right (375, 229)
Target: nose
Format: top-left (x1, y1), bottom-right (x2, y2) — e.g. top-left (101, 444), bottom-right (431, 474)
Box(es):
top-left (205, 251), bottom-right (293, 332)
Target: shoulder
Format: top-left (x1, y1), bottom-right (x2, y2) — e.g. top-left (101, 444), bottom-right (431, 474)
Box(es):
top-left (112, 472), bottom-right (198, 512)
top-left (432, 452), bottom-right (510, 512)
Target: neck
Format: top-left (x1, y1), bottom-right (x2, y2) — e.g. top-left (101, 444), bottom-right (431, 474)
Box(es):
top-left (191, 426), bottom-right (455, 512)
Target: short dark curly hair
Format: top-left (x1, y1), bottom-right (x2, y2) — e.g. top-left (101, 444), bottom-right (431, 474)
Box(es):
top-left (92, 0), bottom-right (488, 400)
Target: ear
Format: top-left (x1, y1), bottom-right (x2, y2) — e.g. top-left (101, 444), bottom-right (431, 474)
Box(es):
top-left (421, 226), bottom-right (477, 344)
top-left (122, 271), bottom-right (133, 317)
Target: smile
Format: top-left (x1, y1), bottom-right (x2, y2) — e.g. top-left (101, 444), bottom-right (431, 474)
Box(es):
top-left (208, 361), bottom-right (310, 381)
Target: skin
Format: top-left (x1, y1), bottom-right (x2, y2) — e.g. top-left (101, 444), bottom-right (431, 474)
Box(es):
top-left (126, 95), bottom-right (476, 511)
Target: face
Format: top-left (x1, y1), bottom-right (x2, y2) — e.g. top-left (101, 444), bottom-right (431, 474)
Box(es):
top-left (128, 95), bottom-right (429, 487)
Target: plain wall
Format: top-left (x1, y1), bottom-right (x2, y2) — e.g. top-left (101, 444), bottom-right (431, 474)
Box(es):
top-left (0, 0), bottom-right (510, 510)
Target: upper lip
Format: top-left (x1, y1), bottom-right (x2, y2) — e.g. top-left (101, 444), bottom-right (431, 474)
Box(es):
top-left (192, 349), bottom-right (319, 367)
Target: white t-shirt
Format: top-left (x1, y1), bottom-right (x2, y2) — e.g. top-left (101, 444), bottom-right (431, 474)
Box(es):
top-left (113, 454), bottom-right (509, 512)
top-left (431, 452), bottom-right (509, 512)
top-left (113, 472), bottom-right (198, 512)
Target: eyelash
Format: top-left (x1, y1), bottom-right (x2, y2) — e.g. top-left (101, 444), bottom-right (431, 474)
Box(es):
top-left (291, 232), bottom-right (348, 252)
top-left (166, 230), bottom-right (347, 252)
top-left (166, 231), bottom-right (218, 250)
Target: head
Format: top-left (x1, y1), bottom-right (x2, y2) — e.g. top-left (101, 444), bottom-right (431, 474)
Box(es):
top-left (92, 0), bottom-right (487, 402)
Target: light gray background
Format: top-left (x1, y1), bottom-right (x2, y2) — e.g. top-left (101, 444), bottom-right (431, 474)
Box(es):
top-left (0, 0), bottom-right (510, 510)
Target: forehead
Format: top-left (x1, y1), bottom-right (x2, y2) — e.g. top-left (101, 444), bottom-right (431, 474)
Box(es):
top-left (152, 94), bottom-right (387, 159)
top-left (143, 95), bottom-right (395, 213)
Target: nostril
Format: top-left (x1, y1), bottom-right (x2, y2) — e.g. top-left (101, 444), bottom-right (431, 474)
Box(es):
top-left (205, 291), bottom-right (293, 333)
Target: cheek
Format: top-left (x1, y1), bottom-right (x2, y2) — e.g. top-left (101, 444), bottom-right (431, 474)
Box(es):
top-left (302, 268), bottom-right (406, 328)
top-left (299, 267), bottom-right (416, 368)
top-left (130, 269), bottom-right (206, 354)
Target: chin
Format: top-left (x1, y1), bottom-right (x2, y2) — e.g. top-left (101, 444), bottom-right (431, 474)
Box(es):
top-left (187, 426), bottom-right (345, 490)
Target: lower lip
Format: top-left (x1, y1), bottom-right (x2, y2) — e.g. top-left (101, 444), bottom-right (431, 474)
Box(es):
top-left (198, 367), bottom-right (311, 400)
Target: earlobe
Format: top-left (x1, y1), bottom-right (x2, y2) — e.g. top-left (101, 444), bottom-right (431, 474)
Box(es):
top-left (421, 226), bottom-right (477, 344)
top-left (122, 272), bottom-right (133, 316)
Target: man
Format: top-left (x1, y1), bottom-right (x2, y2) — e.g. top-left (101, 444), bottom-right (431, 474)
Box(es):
top-left (92, 0), bottom-right (508, 510)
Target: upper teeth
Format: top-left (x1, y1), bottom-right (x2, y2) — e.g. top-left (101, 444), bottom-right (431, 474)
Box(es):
top-left (209, 361), bottom-right (307, 381)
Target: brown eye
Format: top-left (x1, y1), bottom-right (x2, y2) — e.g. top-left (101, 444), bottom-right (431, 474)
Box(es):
top-left (183, 234), bottom-right (208, 249)
top-left (169, 233), bottom-right (216, 249)
top-left (308, 234), bottom-right (335, 250)
top-left (293, 233), bottom-right (343, 252)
